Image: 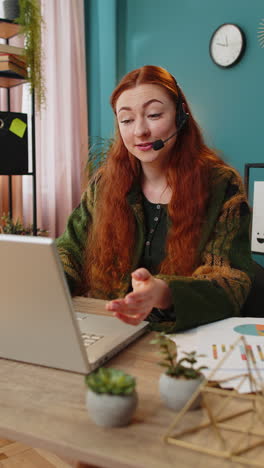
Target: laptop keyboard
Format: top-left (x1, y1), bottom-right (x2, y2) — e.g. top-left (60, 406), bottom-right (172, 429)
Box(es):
top-left (81, 332), bottom-right (104, 348)
top-left (75, 313), bottom-right (104, 347)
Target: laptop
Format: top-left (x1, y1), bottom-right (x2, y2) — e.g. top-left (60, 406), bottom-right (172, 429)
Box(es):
top-left (0, 235), bottom-right (148, 374)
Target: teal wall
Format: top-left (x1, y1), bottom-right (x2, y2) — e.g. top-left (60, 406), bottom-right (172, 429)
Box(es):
top-left (84, 0), bottom-right (117, 139)
top-left (84, 0), bottom-right (264, 265)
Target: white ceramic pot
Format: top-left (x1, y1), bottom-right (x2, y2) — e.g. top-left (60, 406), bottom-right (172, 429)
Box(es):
top-left (159, 373), bottom-right (204, 411)
top-left (86, 390), bottom-right (138, 427)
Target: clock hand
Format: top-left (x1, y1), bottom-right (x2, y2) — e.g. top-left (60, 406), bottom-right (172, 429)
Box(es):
top-left (225, 35), bottom-right (228, 46)
top-left (216, 42), bottom-right (226, 46)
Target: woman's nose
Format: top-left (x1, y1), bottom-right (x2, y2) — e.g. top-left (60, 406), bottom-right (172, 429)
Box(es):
top-left (133, 118), bottom-right (150, 137)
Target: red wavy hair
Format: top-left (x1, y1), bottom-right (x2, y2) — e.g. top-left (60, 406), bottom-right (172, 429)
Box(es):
top-left (85, 65), bottom-right (227, 296)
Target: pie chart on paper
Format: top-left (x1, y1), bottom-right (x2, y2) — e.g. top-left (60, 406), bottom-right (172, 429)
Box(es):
top-left (234, 324), bottom-right (264, 337)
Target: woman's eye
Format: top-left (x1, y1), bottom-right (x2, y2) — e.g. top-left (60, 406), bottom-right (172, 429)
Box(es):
top-left (148, 113), bottom-right (162, 119)
top-left (120, 119), bottom-right (133, 125)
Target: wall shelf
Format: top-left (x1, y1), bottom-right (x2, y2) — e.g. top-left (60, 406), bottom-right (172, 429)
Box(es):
top-left (0, 18), bottom-right (21, 39)
top-left (0, 18), bottom-right (37, 234)
top-left (0, 75), bottom-right (26, 87)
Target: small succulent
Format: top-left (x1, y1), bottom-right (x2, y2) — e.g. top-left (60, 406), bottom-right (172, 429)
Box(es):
top-left (150, 332), bottom-right (207, 379)
top-left (85, 368), bottom-right (136, 395)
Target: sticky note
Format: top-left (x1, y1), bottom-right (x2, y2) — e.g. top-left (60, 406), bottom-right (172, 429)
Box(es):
top-left (9, 118), bottom-right (27, 138)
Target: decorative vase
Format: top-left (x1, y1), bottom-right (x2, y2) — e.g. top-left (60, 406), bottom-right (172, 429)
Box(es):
top-left (3, 0), bottom-right (20, 20)
top-left (86, 390), bottom-right (138, 427)
top-left (159, 373), bottom-right (204, 411)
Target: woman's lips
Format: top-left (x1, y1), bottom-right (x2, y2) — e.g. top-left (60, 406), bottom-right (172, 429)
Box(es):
top-left (136, 143), bottom-right (153, 151)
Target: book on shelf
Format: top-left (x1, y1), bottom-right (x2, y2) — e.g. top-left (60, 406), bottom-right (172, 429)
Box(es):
top-left (0, 43), bottom-right (25, 57)
top-left (0, 60), bottom-right (27, 78)
top-left (0, 53), bottom-right (26, 69)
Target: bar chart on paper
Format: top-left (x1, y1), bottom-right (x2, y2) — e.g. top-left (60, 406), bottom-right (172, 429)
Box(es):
top-left (211, 342), bottom-right (264, 363)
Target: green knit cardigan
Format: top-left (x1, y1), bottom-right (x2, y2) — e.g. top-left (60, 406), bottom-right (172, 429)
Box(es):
top-left (56, 165), bottom-right (253, 333)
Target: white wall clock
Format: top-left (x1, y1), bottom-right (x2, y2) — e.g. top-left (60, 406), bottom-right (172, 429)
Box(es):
top-left (209, 23), bottom-right (246, 68)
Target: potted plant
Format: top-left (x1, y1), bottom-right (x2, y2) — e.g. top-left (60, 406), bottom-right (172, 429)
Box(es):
top-left (12, 0), bottom-right (46, 111)
top-left (3, 0), bottom-right (20, 20)
top-left (86, 136), bottom-right (114, 176)
top-left (85, 367), bottom-right (138, 427)
top-left (150, 332), bottom-right (207, 411)
top-left (0, 213), bottom-right (47, 235)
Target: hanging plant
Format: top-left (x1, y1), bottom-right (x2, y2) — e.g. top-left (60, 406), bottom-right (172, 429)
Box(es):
top-left (15, 0), bottom-right (46, 111)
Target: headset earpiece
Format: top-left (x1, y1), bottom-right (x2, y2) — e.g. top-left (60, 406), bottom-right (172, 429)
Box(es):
top-left (175, 88), bottom-right (189, 132)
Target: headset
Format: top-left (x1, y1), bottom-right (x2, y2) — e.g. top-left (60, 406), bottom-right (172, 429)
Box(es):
top-left (152, 81), bottom-right (189, 151)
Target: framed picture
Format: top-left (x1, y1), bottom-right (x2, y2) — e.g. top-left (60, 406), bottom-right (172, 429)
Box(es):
top-left (244, 164), bottom-right (264, 255)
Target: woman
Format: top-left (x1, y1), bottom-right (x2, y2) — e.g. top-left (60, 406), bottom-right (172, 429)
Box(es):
top-left (56, 65), bottom-right (253, 332)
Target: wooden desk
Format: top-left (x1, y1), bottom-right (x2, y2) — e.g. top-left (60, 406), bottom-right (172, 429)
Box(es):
top-left (0, 298), bottom-right (263, 468)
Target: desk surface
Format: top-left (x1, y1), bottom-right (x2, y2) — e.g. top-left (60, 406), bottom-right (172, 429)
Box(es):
top-left (0, 298), bottom-right (263, 468)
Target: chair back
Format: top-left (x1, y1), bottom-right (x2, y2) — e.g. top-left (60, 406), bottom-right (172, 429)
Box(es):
top-left (241, 260), bottom-right (264, 317)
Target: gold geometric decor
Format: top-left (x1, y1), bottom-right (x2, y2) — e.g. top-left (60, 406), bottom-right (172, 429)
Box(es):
top-left (257, 19), bottom-right (264, 48)
top-left (163, 336), bottom-right (264, 467)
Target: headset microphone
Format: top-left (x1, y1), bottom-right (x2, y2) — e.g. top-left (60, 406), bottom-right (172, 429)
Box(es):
top-left (152, 86), bottom-right (189, 151)
top-left (152, 132), bottom-right (178, 151)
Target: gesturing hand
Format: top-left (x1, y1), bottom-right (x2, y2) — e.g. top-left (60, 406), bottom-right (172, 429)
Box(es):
top-left (105, 267), bottom-right (172, 325)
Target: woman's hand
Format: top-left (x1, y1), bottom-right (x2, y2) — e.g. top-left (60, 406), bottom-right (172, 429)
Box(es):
top-left (105, 267), bottom-right (172, 325)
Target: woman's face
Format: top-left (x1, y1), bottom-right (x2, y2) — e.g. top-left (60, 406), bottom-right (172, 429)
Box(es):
top-left (116, 84), bottom-right (177, 166)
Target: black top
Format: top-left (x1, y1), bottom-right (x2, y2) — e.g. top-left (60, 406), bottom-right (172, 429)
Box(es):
top-left (140, 194), bottom-right (168, 274)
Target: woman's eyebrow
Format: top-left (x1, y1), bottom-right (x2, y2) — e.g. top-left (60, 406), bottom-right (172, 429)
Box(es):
top-left (117, 99), bottom-right (163, 114)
